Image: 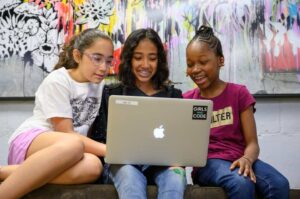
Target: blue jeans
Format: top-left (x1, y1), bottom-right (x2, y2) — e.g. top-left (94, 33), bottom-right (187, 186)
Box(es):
top-left (109, 164), bottom-right (187, 199)
top-left (193, 159), bottom-right (289, 199)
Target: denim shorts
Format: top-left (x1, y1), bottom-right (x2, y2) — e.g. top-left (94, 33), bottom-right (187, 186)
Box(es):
top-left (8, 128), bottom-right (47, 165)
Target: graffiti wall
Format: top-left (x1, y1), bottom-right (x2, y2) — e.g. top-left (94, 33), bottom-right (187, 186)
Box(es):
top-left (0, 0), bottom-right (299, 97)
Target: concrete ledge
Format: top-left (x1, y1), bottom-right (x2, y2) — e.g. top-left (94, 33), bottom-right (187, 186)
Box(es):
top-left (23, 184), bottom-right (300, 199)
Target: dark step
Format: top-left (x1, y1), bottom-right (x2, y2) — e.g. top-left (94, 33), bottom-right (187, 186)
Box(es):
top-left (23, 184), bottom-right (300, 199)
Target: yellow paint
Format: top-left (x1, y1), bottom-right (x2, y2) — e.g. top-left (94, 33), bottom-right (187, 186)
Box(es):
top-left (99, 24), bottom-right (107, 32)
top-left (74, 26), bottom-right (81, 34)
top-left (74, 0), bottom-right (86, 6)
top-left (46, 2), bottom-right (51, 9)
top-left (125, 0), bottom-right (144, 36)
top-left (107, 10), bottom-right (117, 33)
top-left (183, 14), bottom-right (194, 40)
top-left (98, 7), bottom-right (117, 33)
top-left (125, 1), bottom-right (134, 34)
top-left (74, 4), bottom-right (80, 12)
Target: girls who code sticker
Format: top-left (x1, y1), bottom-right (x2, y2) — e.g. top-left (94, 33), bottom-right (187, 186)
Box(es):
top-left (192, 105), bottom-right (208, 120)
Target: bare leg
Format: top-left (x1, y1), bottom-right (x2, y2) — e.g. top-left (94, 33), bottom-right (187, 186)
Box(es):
top-left (50, 152), bottom-right (102, 184)
top-left (0, 165), bottom-right (18, 180)
top-left (0, 132), bottom-right (100, 199)
top-left (0, 153), bottom-right (102, 184)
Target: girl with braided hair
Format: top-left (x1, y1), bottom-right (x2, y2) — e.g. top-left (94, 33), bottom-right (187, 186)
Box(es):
top-left (183, 25), bottom-right (289, 199)
top-left (0, 28), bottom-right (115, 198)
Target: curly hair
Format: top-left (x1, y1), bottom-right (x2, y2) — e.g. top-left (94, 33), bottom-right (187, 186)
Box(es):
top-left (54, 29), bottom-right (112, 70)
top-left (188, 25), bottom-right (224, 57)
top-left (118, 28), bottom-right (169, 89)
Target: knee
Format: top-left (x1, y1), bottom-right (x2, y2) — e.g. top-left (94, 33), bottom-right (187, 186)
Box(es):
top-left (271, 174), bottom-right (290, 191)
top-left (115, 165), bottom-right (139, 179)
top-left (112, 165), bottom-right (146, 187)
top-left (159, 167), bottom-right (187, 190)
top-left (72, 154), bottom-right (102, 183)
top-left (225, 175), bottom-right (255, 194)
top-left (115, 165), bottom-right (137, 179)
top-left (55, 136), bottom-right (84, 161)
top-left (83, 154), bottom-right (103, 180)
top-left (256, 173), bottom-right (290, 199)
top-left (112, 165), bottom-right (147, 198)
top-left (167, 167), bottom-right (187, 185)
top-left (237, 177), bottom-right (254, 190)
top-left (156, 167), bottom-right (187, 198)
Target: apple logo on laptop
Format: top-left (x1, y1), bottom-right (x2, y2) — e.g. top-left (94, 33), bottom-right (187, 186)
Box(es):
top-left (153, 125), bottom-right (165, 139)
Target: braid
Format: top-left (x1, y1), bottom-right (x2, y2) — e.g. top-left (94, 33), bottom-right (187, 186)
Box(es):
top-left (189, 25), bottom-right (224, 57)
top-left (195, 26), bottom-right (214, 41)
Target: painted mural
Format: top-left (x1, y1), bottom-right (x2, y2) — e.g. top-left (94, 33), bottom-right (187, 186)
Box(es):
top-left (0, 0), bottom-right (299, 97)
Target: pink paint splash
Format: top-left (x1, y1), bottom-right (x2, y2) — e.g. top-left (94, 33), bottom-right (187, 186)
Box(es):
top-left (262, 0), bottom-right (300, 73)
top-left (54, 2), bottom-right (74, 42)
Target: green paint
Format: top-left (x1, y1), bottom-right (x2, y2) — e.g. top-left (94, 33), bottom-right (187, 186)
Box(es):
top-left (173, 168), bottom-right (186, 176)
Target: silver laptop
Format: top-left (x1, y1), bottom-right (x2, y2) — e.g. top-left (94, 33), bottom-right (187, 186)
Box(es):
top-left (105, 95), bottom-right (213, 167)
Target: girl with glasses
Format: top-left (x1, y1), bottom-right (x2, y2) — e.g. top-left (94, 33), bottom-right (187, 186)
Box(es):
top-left (0, 29), bottom-right (113, 198)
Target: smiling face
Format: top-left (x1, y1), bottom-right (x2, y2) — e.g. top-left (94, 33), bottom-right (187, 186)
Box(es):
top-left (131, 38), bottom-right (158, 87)
top-left (186, 41), bottom-right (224, 92)
top-left (72, 38), bottom-right (114, 83)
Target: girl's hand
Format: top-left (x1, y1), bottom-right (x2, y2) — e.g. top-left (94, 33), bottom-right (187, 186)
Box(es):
top-left (230, 156), bottom-right (256, 183)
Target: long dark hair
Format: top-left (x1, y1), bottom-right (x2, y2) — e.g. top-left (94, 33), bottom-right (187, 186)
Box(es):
top-left (54, 29), bottom-right (112, 70)
top-left (118, 28), bottom-right (169, 89)
top-left (188, 25), bottom-right (224, 57)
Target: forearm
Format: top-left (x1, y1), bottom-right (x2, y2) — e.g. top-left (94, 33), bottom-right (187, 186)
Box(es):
top-left (50, 117), bottom-right (107, 157)
top-left (243, 142), bottom-right (259, 164)
top-left (76, 134), bottom-right (106, 157)
top-left (240, 106), bottom-right (260, 164)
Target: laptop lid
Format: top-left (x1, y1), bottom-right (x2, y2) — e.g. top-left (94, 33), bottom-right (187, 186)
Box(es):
top-left (105, 95), bottom-right (213, 167)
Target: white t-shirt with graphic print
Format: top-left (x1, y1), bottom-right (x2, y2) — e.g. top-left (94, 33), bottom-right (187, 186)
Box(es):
top-left (8, 67), bottom-right (104, 144)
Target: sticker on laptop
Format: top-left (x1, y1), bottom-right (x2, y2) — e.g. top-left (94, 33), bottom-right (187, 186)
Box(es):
top-left (115, 99), bottom-right (139, 106)
top-left (192, 105), bottom-right (208, 120)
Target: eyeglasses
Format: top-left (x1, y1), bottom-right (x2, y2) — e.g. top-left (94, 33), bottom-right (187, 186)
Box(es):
top-left (83, 53), bottom-right (117, 68)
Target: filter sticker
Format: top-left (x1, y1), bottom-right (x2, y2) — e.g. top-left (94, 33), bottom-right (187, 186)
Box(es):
top-left (115, 99), bottom-right (138, 106)
top-left (192, 105), bottom-right (208, 120)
